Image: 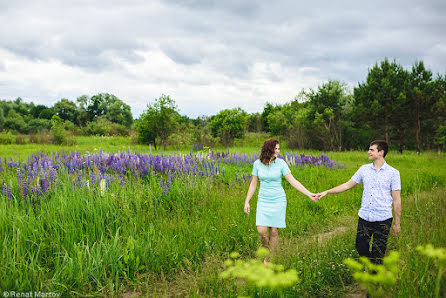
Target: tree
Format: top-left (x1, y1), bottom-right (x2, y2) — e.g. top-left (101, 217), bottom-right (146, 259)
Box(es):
top-left (408, 61), bottom-right (434, 153)
top-left (76, 95), bottom-right (90, 125)
top-left (354, 58), bottom-right (410, 152)
top-left (84, 93), bottom-right (133, 127)
top-left (4, 110), bottom-right (27, 133)
top-left (53, 99), bottom-right (79, 123)
top-left (106, 100), bottom-right (133, 127)
top-left (31, 104), bottom-right (50, 119)
top-left (307, 80), bottom-right (353, 151)
top-left (246, 112), bottom-right (262, 133)
top-left (261, 103), bottom-right (279, 132)
top-left (27, 119), bottom-right (51, 132)
top-left (209, 108), bottom-right (247, 147)
top-left (136, 95), bottom-right (179, 150)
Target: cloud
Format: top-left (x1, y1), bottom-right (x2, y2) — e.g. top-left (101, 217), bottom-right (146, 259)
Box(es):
top-left (0, 0), bottom-right (445, 117)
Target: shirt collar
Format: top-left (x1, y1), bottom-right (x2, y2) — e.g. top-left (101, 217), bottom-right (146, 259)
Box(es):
top-left (370, 161), bottom-right (387, 171)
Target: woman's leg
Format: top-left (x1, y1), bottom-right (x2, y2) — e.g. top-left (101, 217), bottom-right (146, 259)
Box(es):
top-left (257, 226), bottom-right (269, 248)
top-left (257, 226), bottom-right (270, 264)
top-left (269, 227), bottom-right (279, 253)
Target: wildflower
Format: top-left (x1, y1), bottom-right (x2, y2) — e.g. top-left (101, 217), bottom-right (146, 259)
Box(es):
top-left (99, 179), bottom-right (106, 196)
top-left (23, 180), bottom-right (27, 197)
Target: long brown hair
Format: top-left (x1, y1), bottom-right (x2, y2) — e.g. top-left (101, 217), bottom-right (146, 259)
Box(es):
top-left (260, 139), bottom-right (279, 165)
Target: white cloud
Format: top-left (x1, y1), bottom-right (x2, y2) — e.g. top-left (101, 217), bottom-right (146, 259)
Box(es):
top-left (0, 0), bottom-right (445, 117)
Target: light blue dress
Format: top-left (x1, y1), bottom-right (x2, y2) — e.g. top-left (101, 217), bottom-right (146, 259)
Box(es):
top-left (251, 158), bottom-right (291, 228)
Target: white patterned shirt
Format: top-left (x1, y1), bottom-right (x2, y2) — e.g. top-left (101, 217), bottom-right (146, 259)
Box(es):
top-left (351, 162), bottom-right (401, 222)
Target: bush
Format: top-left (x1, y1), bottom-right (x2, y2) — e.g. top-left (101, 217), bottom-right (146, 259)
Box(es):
top-left (0, 131), bottom-right (15, 144)
top-left (82, 118), bottom-right (129, 136)
top-left (51, 115), bottom-right (67, 145)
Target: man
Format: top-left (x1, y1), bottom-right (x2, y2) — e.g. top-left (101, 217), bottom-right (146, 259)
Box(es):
top-left (316, 140), bottom-right (401, 264)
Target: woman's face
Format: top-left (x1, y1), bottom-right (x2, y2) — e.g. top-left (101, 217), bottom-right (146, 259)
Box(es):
top-left (273, 143), bottom-right (280, 158)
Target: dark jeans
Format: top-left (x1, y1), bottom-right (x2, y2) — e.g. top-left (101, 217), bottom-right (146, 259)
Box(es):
top-left (355, 217), bottom-right (393, 264)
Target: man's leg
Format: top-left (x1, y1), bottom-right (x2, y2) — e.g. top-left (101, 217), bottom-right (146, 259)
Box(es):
top-left (370, 218), bottom-right (393, 264)
top-left (355, 217), bottom-right (372, 258)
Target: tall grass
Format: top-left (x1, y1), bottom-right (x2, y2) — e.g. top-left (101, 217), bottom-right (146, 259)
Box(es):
top-left (0, 142), bottom-right (444, 296)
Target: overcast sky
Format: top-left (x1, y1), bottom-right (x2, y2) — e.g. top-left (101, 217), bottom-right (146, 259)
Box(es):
top-left (0, 0), bottom-right (445, 118)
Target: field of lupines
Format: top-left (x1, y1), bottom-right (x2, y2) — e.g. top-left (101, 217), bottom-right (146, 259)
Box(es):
top-left (0, 142), bottom-right (445, 297)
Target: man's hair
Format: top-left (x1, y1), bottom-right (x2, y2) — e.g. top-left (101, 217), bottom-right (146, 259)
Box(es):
top-left (370, 140), bottom-right (388, 157)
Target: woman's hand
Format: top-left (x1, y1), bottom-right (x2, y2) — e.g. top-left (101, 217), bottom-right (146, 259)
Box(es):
top-left (244, 201), bottom-right (250, 214)
top-left (308, 193), bottom-right (318, 202)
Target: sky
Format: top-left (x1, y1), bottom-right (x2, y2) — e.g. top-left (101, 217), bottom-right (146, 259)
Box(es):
top-left (0, 0), bottom-right (445, 118)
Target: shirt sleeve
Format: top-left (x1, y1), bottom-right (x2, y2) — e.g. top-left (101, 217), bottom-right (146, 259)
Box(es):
top-left (391, 170), bottom-right (401, 190)
top-left (281, 159), bottom-right (291, 176)
top-left (252, 160), bottom-right (259, 176)
top-left (351, 167), bottom-right (363, 184)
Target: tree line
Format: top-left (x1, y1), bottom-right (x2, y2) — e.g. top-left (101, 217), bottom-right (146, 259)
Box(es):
top-left (1, 58), bottom-right (445, 151)
top-left (0, 93), bottom-right (133, 138)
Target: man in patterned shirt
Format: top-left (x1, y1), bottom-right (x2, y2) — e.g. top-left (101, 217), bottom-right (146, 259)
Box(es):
top-left (315, 140), bottom-right (401, 264)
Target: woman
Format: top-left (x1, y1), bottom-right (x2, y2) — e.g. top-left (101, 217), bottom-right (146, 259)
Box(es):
top-left (244, 139), bottom-right (316, 263)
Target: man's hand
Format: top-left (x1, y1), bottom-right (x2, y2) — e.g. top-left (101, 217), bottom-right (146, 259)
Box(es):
top-left (392, 224), bottom-right (401, 236)
top-left (314, 191), bottom-right (328, 201)
top-left (308, 193), bottom-right (318, 202)
top-left (244, 201), bottom-right (250, 214)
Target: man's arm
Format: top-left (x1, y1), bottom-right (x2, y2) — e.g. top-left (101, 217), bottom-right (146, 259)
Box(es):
top-left (391, 190), bottom-right (401, 235)
top-left (316, 179), bottom-right (358, 200)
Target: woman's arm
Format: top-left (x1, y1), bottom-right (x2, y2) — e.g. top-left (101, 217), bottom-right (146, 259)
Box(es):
top-left (284, 173), bottom-right (316, 201)
top-left (244, 175), bottom-right (258, 214)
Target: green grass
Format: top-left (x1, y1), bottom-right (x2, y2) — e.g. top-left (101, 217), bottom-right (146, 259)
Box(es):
top-left (0, 138), bottom-right (445, 296)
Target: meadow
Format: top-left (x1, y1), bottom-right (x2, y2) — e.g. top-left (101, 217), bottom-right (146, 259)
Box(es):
top-left (0, 136), bottom-right (445, 297)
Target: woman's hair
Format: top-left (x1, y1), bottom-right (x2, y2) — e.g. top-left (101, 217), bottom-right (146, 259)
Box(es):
top-left (260, 139), bottom-right (279, 165)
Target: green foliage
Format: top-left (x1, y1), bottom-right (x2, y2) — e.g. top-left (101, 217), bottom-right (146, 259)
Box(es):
top-left (210, 108), bottom-right (247, 147)
top-left (53, 98), bottom-right (79, 123)
top-left (136, 94), bottom-right (179, 149)
top-left (119, 236), bottom-right (145, 278)
top-left (417, 244), bottom-right (446, 298)
top-left (344, 251), bottom-right (400, 297)
top-left (51, 115), bottom-right (67, 145)
top-left (221, 248), bottom-right (299, 295)
top-left (85, 93), bottom-right (133, 127)
top-left (435, 125), bottom-right (446, 146)
top-left (27, 118), bottom-right (52, 133)
top-left (0, 131), bottom-right (15, 144)
top-left (82, 117), bottom-right (129, 136)
top-left (4, 109), bottom-right (27, 133)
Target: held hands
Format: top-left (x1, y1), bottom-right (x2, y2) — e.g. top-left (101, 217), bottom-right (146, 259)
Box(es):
top-left (313, 191), bottom-right (328, 201)
top-left (308, 193), bottom-right (318, 202)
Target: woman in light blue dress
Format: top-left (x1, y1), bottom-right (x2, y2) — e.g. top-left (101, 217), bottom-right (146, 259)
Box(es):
top-left (244, 139), bottom-right (316, 263)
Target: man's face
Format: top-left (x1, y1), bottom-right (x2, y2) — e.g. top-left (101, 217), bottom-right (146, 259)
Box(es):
top-left (368, 144), bottom-right (382, 160)
top-left (274, 143), bottom-right (280, 157)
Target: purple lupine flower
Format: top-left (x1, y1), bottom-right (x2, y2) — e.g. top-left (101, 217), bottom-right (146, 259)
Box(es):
top-left (23, 180), bottom-right (27, 197)
top-left (2, 183), bottom-right (6, 196)
top-left (7, 186), bottom-right (12, 200)
top-left (235, 172), bottom-right (237, 181)
top-left (163, 183), bottom-right (168, 195)
top-left (167, 172), bottom-right (172, 188)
